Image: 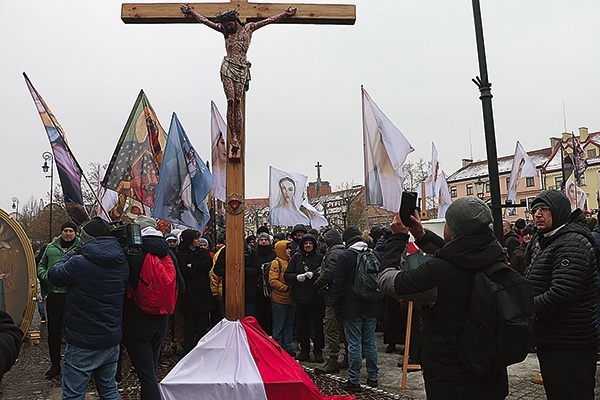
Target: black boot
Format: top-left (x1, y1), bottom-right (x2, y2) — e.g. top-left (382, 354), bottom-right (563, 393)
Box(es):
top-left (295, 350), bottom-right (310, 362)
top-left (45, 364), bottom-right (61, 379)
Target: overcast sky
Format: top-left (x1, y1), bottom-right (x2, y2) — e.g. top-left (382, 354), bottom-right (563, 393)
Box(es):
top-left (1, 1), bottom-right (599, 214)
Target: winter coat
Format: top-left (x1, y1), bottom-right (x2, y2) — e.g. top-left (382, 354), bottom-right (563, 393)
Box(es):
top-left (0, 310), bottom-right (22, 379)
top-left (213, 245), bottom-right (261, 304)
top-left (269, 240), bottom-right (293, 305)
top-left (37, 235), bottom-right (81, 294)
top-left (525, 206), bottom-right (598, 350)
top-left (331, 240), bottom-right (380, 319)
top-left (314, 230), bottom-right (345, 306)
top-left (380, 229), bottom-right (509, 400)
top-left (284, 234), bottom-right (323, 304)
top-left (210, 247), bottom-right (224, 299)
top-left (503, 229), bottom-right (521, 258)
top-left (123, 235), bottom-right (184, 340)
top-left (48, 236), bottom-right (129, 349)
top-left (176, 246), bottom-right (214, 315)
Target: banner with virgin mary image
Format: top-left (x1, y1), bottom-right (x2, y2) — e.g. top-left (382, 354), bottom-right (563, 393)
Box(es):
top-left (269, 167), bottom-right (310, 227)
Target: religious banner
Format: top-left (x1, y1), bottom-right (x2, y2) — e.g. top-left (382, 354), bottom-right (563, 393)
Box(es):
top-left (572, 133), bottom-right (588, 182)
top-left (424, 142), bottom-right (440, 198)
top-left (565, 178), bottom-right (587, 211)
top-left (211, 101), bottom-right (227, 202)
top-left (362, 87), bottom-right (414, 213)
top-left (561, 141), bottom-right (574, 188)
top-left (102, 90), bottom-right (167, 209)
top-left (95, 164), bottom-right (118, 221)
top-left (24, 73), bottom-right (88, 225)
top-left (301, 199), bottom-right (328, 229)
top-left (0, 208), bottom-right (36, 333)
top-left (269, 166), bottom-right (310, 227)
top-left (437, 171), bottom-right (452, 219)
top-left (153, 113), bottom-right (212, 231)
top-left (506, 141), bottom-right (538, 204)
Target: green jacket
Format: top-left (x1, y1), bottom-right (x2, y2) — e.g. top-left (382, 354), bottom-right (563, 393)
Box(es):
top-left (37, 235), bottom-right (81, 294)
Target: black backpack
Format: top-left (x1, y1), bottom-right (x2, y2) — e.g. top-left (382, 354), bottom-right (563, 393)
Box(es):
top-left (350, 248), bottom-right (384, 302)
top-left (260, 261), bottom-right (275, 298)
top-left (457, 261), bottom-right (535, 376)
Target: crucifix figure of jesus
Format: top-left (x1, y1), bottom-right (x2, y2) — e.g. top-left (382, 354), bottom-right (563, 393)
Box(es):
top-left (181, 4), bottom-right (296, 160)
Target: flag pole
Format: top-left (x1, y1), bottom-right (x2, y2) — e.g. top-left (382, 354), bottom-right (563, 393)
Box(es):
top-left (361, 85), bottom-right (370, 230)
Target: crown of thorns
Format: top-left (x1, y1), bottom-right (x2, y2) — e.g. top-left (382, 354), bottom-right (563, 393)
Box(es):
top-left (215, 9), bottom-right (239, 23)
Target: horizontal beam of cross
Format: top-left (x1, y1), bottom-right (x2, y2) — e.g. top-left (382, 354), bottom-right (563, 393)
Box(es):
top-left (121, 2), bottom-right (356, 25)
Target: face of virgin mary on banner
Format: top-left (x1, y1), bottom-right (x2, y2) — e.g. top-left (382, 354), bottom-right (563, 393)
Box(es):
top-left (268, 167), bottom-right (310, 227)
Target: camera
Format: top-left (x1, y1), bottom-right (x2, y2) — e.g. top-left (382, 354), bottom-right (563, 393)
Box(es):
top-left (110, 221), bottom-right (143, 255)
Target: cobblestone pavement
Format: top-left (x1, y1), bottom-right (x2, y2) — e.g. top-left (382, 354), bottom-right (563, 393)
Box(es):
top-left (2, 315), bottom-right (599, 399)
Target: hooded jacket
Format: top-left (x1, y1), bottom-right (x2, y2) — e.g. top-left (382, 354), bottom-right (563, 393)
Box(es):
top-left (380, 229), bottom-right (509, 400)
top-left (284, 234), bottom-right (323, 304)
top-left (48, 236), bottom-right (129, 349)
top-left (525, 190), bottom-right (598, 350)
top-left (269, 240), bottom-right (293, 305)
top-left (314, 230), bottom-right (345, 306)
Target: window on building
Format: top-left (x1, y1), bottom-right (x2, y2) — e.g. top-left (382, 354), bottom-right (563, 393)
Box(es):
top-left (450, 186), bottom-right (457, 198)
top-left (587, 148), bottom-right (597, 159)
top-left (506, 177), bottom-right (511, 190)
top-left (486, 182), bottom-right (490, 193)
top-left (579, 176), bottom-right (587, 186)
top-left (525, 177), bottom-right (535, 187)
top-left (466, 184), bottom-right (473, 196)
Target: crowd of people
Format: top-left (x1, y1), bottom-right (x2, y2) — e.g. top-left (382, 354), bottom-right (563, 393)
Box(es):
top-left (27, 188), bottom-right (599, 399)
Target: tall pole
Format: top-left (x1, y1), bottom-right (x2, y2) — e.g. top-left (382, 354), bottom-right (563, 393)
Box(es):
top-left (42, 152), bottom-right (54, 243)
top-left (471, 0), bottom-right (503, 244)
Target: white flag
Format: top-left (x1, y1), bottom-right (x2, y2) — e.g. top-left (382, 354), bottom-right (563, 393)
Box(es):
top-left (301, 199), bottom-right (328, 229)
top-left (211, 101), bottom-right (227, 202)
top-left (362, 88), bottom-right (414, 213)
top-left (437, 170), bottom-right (452, 219)
top-left (268, 166), bottom-right (310, 227)
top-left (96, 164), bottom-right (118, 221)
top-left (424, 142), bottom-right (440, 198)
top-left (507, 141), bottom-right (538, 204)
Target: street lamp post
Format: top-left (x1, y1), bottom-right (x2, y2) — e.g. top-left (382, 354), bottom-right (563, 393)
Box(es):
top-left (11, 197), bottom-right (19, 219)
top-left (340, 202), bottom-right (348, 229)
top-left (471, 0), bottom-right (504, 244)
top-left (474, 178), bottom-right (486, 199)
top-left (42, 152), bottom-right (54, 243)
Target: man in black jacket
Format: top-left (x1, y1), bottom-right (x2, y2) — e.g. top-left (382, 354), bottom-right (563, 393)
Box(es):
top-left (379, 197), bottom-right (508, 400)
top-left (314, 229), bottom-right (346, 374)
top-left (525, 190), bottom-right (598, 400)
top-left (332, 227), bottom-right (379, 392)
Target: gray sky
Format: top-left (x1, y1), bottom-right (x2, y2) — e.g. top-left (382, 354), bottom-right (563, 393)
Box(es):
top-left (2, 0), bottom-right (599, 214)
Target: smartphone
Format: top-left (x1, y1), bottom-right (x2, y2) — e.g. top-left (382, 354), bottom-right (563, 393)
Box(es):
top-left (399, 191), bottom-right (418, 226)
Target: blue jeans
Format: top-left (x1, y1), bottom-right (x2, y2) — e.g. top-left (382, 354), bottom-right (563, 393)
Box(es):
top-left (343, 316), bottom-right (378, 384)
top-left (271, 301), bottom-right (294, 352)
top-left (62, 343), bottom-right (120, 400)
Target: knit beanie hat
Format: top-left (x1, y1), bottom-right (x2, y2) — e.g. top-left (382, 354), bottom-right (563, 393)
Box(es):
top-left (199, 237), bottom-right (209, 246)
top-left (180, 229), bottom-right (200, 248)
top-left (165, 233), bottom-right (178, 241)
top-left (342, 226), bottom-right (363, 245)
top-left (60, 220), bottom-right (78, 232)
top-left (82, 217), bottom-right (111, 237)
top-left (445, 197), bottom-right (493, 238)
top-left (134, 215), bottom-right (157, 230)
top-left (514, 218), bottom-right (526, 230)
top-left (369, 226), bottom-right (384, 241)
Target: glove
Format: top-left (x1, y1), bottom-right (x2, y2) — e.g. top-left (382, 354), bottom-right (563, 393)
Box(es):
top-left (305, 271), bottom-right (314, 280)
top-left (296, 273), bottom-right (306, 283)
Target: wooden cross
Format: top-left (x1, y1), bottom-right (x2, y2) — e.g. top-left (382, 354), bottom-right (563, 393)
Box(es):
top-left (121, 1), bottom-right (355, 321)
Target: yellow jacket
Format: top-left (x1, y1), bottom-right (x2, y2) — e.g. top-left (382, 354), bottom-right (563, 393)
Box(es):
top-left (210, 246), bottom-right (224, 299)
top-left (269, 240), bottom-right (293, 305)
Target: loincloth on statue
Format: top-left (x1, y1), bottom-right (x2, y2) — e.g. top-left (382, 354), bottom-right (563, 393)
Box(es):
top-left (220, 57), bottom-right (252, 91)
